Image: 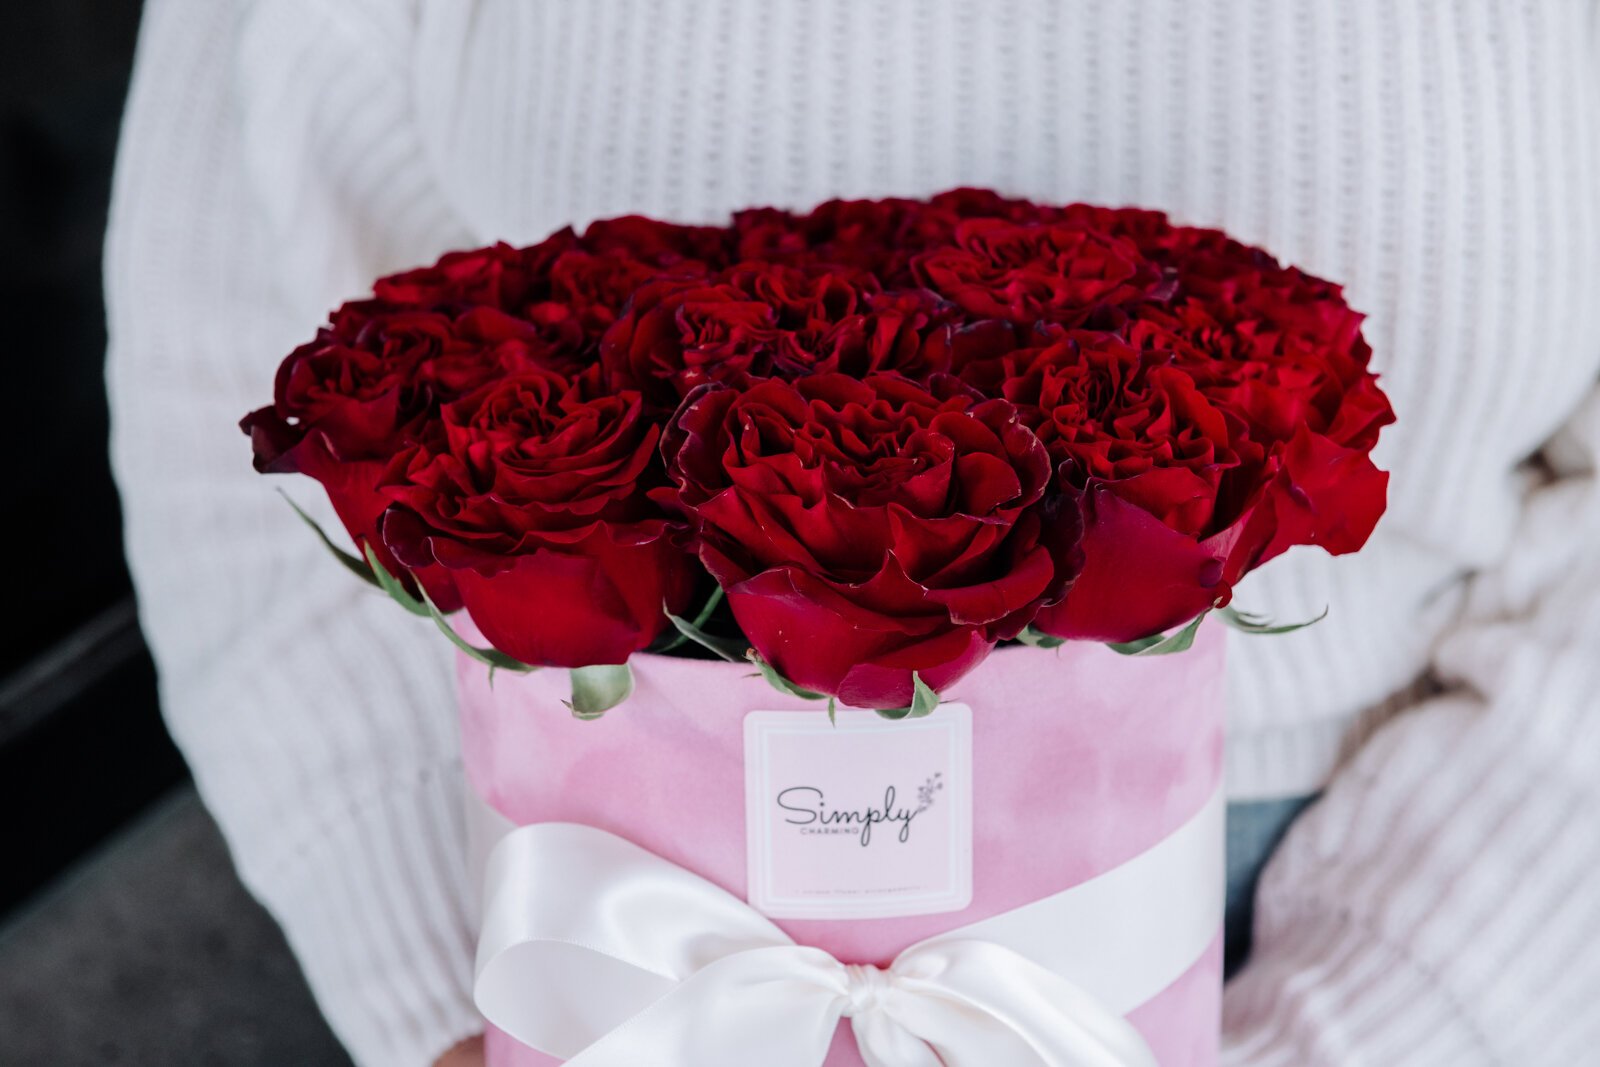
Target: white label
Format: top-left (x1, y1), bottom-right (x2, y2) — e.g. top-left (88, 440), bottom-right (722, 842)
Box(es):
top-left (744, 704), bottom-right (973, 920)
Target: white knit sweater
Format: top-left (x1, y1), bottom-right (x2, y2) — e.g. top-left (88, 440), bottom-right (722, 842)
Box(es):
top-left (107, 1), bottom-right (1600, 1064)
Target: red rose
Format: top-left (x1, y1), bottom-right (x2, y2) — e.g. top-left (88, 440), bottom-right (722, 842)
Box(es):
top-left (732, 200), bottom-right (926, 282)
top-left (380, 366), bottom-right (694, 667)
top-left (1155, 289), bottom-right (1393, 572)
top-left (662, 373), bottom-right (1077, 707)
top-left (241, 286), bottom-right (608, 610)
top-left (580, 215), bottom-right (730, 267)
top-left (599, 274), bottom-right (779, 409)
top-left (731, 189), bottom-right (1060, 285)
top-left (1143, 243), bottom-right (1394, 570)
top-left (972, 303), bottom-right (1390, 643)
top-left (407, 305), bottom-right (570, 396)
top-left (911, 217), bottom-right (1167, 329)
top-left (240, 308), bottom-right (470, 608)
top-left (244, 238), bottom-right (605, 609)
top-left (365, 220), bottom-right (722, 316)
top-left (372, 238), bottom-right (577, 312)
top-left (601, 262), bottom-right (954, 410)
top-left (926, 203), bottom-right (1393, 642)
top-left (380, 230), bottom-right (721, 380)
top-left (245, 226), bottom-right (723, 607)
top-left (959, 332), bottom-right (1252, 640)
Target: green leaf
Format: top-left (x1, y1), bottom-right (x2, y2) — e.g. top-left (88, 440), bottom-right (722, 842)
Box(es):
top-left (1222, 607), bottom-right (1270, 625)
top-left (875, 672), bottom-right (940, 719)
top-left (563, 663), bottom-right (635, 719)
top-left (655, 587), bottom-right (726, 654)
top-left (827, 697), bottom-right (837, 726)
top-left (665, 601), bottom-right (747, 662)
top-left (1216, 605), bottom-right (1329, 635)
top-left (1016, 626), bottom-right (1067, 649)
top-left (361, 544), bottom-right (429, 617)
top-left (418, 589), bottom-right (537, 674)
top-left (279, 490), bottom-right (378, 587)
top-left (746, 649), bottom-right (828, 700)
top-left (1106, 611), bottom-right (1210, 657)
top-left (1105, 632), bottom-right (1165, 655)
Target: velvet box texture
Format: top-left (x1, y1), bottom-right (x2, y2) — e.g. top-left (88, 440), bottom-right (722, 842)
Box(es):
top-left (459, 626), bottom-right (1226, 1066)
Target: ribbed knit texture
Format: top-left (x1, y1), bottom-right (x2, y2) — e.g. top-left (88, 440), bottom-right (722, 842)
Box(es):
top-left (106, 2), bottom-right (1600, 1064)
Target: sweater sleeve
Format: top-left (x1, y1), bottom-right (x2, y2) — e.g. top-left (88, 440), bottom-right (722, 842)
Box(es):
top-left (106, 2), bottom-right (480, 1063)
top-left (1223, 382), bottom-right (1600, 1065)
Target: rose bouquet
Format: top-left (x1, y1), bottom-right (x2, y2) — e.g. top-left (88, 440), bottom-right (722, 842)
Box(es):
top-left (245, 190), bottom-right (1391, 1066)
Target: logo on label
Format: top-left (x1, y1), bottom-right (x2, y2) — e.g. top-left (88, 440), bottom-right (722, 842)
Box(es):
top-left (775, 773), bottom-right (944, 846)
top-left (744, 706), bottom-right (972, 920)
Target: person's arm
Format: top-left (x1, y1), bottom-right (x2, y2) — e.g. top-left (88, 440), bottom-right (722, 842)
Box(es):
top-left (106, 1), bottom-right (481, 1063)
top-left (1223, 382), bottom-right (1600, 1065)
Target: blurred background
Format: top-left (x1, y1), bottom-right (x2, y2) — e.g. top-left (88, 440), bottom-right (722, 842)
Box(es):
top-left (0, 3), bottom-right (349, 1062)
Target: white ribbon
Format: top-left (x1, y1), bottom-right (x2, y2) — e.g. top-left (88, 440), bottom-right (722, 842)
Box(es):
top-left (473, 788), bottom-right (1224, 1067)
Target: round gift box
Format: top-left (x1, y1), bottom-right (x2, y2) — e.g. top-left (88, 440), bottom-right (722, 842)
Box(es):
top-left (458, 627), bottom-right (1226, 1067)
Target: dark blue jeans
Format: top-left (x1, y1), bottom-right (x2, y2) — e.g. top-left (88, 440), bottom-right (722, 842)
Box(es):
top-left (1223, 795), bottom-right (1317, 978)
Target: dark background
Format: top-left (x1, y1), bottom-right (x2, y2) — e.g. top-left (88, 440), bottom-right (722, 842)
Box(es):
top-left (0, 0), bottom-right (174, 914)
top-left (0, 3), bottom-right (350, 1063)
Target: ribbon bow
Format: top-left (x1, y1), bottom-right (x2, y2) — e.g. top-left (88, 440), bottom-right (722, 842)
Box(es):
top-left (474, 822), bottom-right (1160, 1067)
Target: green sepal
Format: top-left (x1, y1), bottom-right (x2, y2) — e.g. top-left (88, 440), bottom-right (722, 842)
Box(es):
top-left (418, 589), bottom-right (537, 674)
top-left (1016, 626), bottom-right (1067, 649)
top-left (654, 587), bottom-right (726, 654)
top-left (665, 600), bottom-right (746, 662)
top-left (279, 490), bottom-right (377, 588)
top-left (746, 649), bottom-right (828, 701)
top-left (563, 663), bottom-right (635, 719)
top-left (875, 672), bottom-right (940, 720)
top-left (361, 543), bottom-right (429, 617)
top-left (1106, 611), bottom-right (1210, 657)
top-left (1216, 605), bottom-right (1329, 635)
top-left (827, 697), bottom-right (837, 726)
